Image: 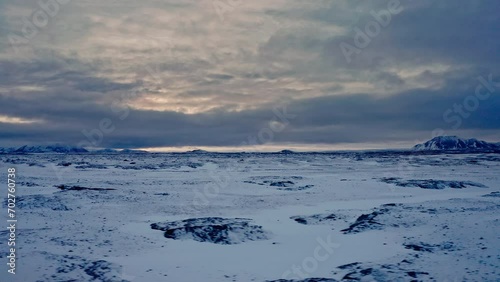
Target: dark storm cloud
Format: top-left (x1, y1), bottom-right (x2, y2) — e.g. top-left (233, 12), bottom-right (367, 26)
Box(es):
top-left (322, 0), bottom-right (500, 70)
top-left (1, 71), bottom-right (499, 148)
top-left (0, 55), bottom-right (139, 92)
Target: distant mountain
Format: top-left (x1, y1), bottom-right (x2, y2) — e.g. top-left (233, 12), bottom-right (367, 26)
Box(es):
top-left (92, 148), bottom-right (119, 154)
top-left (89, 148), bottom-right (149, 154)
top-left (0, 147), bottom-right (15, 154)
top-left (119, 149), bottom-right (149, 154)
top-left (186, 149), bottom-right (209, 154)
top-left (413, 136), bottom-right (499, 151)
top-left (0, 145), bottom-right (153, 154)
top-left (13, 145), bottom-right (88, 153)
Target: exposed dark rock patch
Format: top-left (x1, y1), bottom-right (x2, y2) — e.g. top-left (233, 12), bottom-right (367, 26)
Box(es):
top-left (404, 242), bottom-right (457, 253)
top-left (337, 262), bottom-right (361, 270)
top-left (291, 213), bottom-right (344, 225)
top-left (153, 192), bottom-right (170, 196)
top-left (341, 201), bottom-right (498, 234)
top-left (244, 176), bottom-right (313, 191)
top-left (280, 184), bottom-right (314, 191)
top-left (404, 243), bottom-right (434, 252)
top-left (267, 278), bottom-right (338, 282)
top-left (75, 163), bottom-right (108, 169)
top-left (406, 271), bottom-right (430, 278)
top-left (340, 204), bottom-right (402, 234)
top-left (114, 164), bottom-right (158, 170)
top-left (56, 185), bottom-right (116, 191)
top-left (83, 260), bottom-right (123, 281)
top-left (380, 177), bottom-right (486, 189)
top-left (482, 191), bottom-right (500, 198)
top-left (334, 261), bottom-right (429, 281)
top-left (270, 181), bottom-right (295, 187)
top-left (151, 217), bottom-right (271, 244)
top-left (18, 181), bottom-right (40, 187)
top-left (341, 211), bottom-right (384, 234)
top-left (40, 252), bottom-right (128, 282)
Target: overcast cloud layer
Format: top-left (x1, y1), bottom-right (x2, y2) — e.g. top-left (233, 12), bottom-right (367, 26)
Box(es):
top-left (0, 0), bottom-right (499, 150)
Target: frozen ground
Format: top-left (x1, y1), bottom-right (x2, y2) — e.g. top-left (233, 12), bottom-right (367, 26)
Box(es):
top-left (0, 151), bottom-right (499, 281)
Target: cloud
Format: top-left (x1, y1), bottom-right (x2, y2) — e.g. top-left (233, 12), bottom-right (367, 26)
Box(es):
top-left (0, 0), bottom-right (499, 148)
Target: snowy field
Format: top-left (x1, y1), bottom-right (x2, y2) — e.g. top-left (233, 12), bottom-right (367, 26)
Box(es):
top-left (1, 152), bottom-right (499, 282)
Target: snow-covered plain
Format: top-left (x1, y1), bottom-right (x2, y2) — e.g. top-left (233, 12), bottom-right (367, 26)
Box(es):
top-left (1, 151), bottom-right (499, 281)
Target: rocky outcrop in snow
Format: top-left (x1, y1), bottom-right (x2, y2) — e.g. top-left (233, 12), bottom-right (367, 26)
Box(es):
top-left (244, 176), bottom-right (314, 191)
top-left (290, 214), bottom-right (344, 225)
top-left (268, 278), bottom-right (338, 282)
top-left (332, 261), bottom-right (430, 281)
top-left (482, 191), bottom-right (500, 198)
top-left (151, 217), bottom-right (271, 244)
top-left (37, 252), bottom-right (129, 282)
top-left (380, 177), bottom-right (487, 189)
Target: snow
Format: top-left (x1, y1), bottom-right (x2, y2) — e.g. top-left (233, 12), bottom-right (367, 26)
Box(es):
top-left (0, 151), bottom-right (499, 281)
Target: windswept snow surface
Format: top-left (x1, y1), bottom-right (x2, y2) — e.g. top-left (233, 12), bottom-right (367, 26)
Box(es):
top-left (0, 152), bottom-right (499, 281)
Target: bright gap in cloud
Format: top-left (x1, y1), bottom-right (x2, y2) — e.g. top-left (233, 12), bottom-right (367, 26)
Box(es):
top-left (0, 115), bottom-right (43, 124)
top-left (139, 142), bottom-right (415, 153)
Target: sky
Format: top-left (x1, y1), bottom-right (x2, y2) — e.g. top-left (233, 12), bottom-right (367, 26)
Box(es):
top-left (0, 0), bottom-right (499, 151)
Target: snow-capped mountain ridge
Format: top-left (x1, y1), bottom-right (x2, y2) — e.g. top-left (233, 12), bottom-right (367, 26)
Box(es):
top-left (414, 136), bottom-right (499, 151)
top-left (0, 145), bottom-right (151, 154)
top-left (14, 144), bottom-right (89, 153)
top-left (0, 147), bottom-right (16, 153)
